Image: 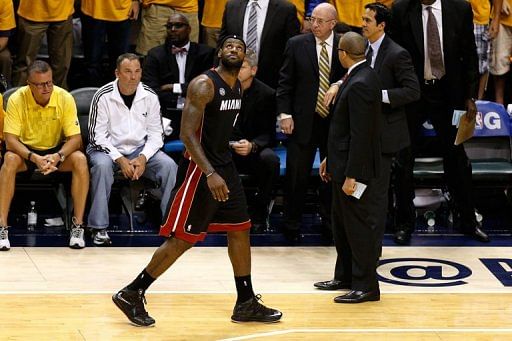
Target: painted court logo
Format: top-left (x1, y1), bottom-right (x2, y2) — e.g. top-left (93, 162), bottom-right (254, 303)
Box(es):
top-left (377, 258), bottom-right (472, 287)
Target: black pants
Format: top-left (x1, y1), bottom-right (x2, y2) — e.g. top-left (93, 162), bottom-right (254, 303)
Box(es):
top-left (396, 82), bottom-right (476, 231)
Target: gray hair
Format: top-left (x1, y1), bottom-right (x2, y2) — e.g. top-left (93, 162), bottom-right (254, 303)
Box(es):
top-left (244, 48), bottom-right (258, 67)
top-left (27, 60), bottom-right (51, 77)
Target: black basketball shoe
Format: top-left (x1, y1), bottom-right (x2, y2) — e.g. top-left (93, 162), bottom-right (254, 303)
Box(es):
top-left (112, 287), bottom-right (155, 326)
top-left (231, 294), bottom-right (282, 323)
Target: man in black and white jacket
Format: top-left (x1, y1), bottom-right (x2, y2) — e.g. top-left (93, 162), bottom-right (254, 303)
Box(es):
top-left (87, 53), bottom-right (178, 246)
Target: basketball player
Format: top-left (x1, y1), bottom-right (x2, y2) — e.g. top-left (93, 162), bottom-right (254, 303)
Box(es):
top-left (112, 35), bottom-right (282, 326)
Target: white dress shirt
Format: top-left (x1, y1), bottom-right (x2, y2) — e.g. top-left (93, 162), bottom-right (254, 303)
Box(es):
top-left (172, 41), bottom-right (191, 94)
top-left (243, 0), bottom-right (269, 55)
top-left (368, 33), bottom-right (390, 104)
top-left (422, 0), bottom-right (444, 80)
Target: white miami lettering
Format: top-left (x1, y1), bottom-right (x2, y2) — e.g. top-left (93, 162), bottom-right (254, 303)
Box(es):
top-left (220, 99), bottom-right (241, 111)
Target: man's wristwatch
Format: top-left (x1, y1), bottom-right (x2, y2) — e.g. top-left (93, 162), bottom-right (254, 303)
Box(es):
top-left (57, 151), bottom-right (65, 163)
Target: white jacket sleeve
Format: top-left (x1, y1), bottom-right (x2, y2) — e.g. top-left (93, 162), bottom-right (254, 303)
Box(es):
top-left (140, 95), bottom-right (164, 160)
top-left (88, 92), bottom-right (123, 161)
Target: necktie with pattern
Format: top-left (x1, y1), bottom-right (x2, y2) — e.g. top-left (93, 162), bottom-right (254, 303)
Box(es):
top-left (316, 41), bottom-right (331, 118)
top-left (426, 6), bottom-right (445, 79)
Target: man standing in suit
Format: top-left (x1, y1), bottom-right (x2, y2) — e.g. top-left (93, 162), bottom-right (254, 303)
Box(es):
top-left (320, 31), bottom-right (383, 303)
top-left (142, 14), bottom-right (215, 139)
top-left (314, 2), bottom-right (420, 291)
top-left (391, 0), bottom-right (489, 243)
top-left (231, 49), bottom-right (280, 232)
top-left (277, 3), bottom-right (344, 242)
top-left (219, 0), bottom-right (300, 89)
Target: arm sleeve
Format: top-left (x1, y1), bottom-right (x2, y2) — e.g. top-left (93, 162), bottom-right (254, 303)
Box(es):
top-left (140, 96), bottom-right (164, 160)
top-left (88, 92), bottom-right (123, 161)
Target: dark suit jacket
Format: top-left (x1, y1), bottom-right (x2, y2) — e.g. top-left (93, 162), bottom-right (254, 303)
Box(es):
top-left (373, 35), bottom-right (420, 153)
top-left (328, 62), bottom-right (382, 183)
top-left (219, 0), bottom-right (300, 89)
top-left (391, 0), bottom-right (478, 107)
top-left (142, 40), bottom-right (215, 113)
top-left (276, 33), bottom-right (345, 145)
top-left (232, 78), bottom-right (277, 149)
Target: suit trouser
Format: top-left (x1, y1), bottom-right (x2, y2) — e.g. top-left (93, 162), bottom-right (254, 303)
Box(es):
top-left (12, 16), bottom-right (73, 88)
top-left (284, 114), bottom-right (330, 231)
top-left (332, 179), bottom-right (380, 292)
top-left (399, 82), bottom-right (476, 231)
top-left (87, 146), bottom-right (178, 229)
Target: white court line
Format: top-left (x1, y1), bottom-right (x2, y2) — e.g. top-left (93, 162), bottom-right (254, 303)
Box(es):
top-left (0, 290), bottom-right (511, 295)
top-left (218, 328), bottom-right (512, 341)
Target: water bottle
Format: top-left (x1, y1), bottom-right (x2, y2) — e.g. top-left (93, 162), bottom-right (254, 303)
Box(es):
top-left (424, 211), bottom-right (435, 233)
top-left (27, 201), bottom-right (37, 231)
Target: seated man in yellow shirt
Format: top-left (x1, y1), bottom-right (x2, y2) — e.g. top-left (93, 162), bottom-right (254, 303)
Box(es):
top-left (0, 61), bottom-right (89, 251)
top-left (0, 93), bottom-right (4, 162)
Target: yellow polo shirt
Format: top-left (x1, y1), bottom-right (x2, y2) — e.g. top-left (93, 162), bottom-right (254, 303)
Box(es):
top-left (469, 0), bottom-right (490, 25)
top-left (0, 0), bottom-right (15, 32)
top-left (4, 86), bottom-right (80, 151)
top-left (17, 0), bottom-right (74, 22)
top-left (332, 0), bottom-right (372, 28)
top-left (202, 0), bottom-right (227, 28)
top-left (81, 0), bottom-right (134, 21)
top-left (141, 0), bottom-right (198, 12)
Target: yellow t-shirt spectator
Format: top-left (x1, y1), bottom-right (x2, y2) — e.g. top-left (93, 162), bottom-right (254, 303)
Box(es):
top-left (0, 93), bottom-right (4, 148)
top-left (332, 0), bottom-right (372, 28)
top-left (469, 0), bottom-right (491, 25)
top-left (4, 86), bottom-right (80, 151)
top-left (142, 0), bottom-right (198, 12)
top-left (81, 0), bottom-right (135, 22)
top-left (202, 0), bottom-right (227, 28)
top-left (17, 0), bottom-right (74, 22)
top-left (0, 0), bottom-right (15, 31)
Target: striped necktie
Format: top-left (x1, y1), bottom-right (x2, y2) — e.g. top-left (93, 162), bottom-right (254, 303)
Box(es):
top-left (316, 41), bottom-right (331, 118)
top-left (246, 0), bottom-right (258, 54)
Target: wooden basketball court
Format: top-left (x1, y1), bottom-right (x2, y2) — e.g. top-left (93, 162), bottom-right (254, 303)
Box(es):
top-left (1, 247), bottom-right (511, 340)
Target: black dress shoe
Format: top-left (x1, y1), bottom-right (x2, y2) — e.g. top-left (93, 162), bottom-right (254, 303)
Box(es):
top-left (334, 290), bottom-right (380, 303)
top-left (314, 279), bottom-right (351, 290)
top-left (465, 227), bottom-right (490, 243)
top-left (393, 230), bottom-right (411, 245)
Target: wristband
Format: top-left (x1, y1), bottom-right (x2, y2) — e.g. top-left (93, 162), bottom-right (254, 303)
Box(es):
top-left (205, 170), bottom-right (216, 178)
top-left (27, 151), bottom-right (33, 162)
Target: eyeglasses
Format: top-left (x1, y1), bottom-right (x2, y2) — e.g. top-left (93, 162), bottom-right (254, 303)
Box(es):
top-left (28, 80), bottom-right (53, 89)
top-left (165, 22), bottom-right (188, 29)
top-left (306, 16), bottom-right (335, 25)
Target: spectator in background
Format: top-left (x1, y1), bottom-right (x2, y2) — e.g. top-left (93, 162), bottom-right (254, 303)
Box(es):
top-left (331, 0), bottom-right (372, 34)
top-left (80, 0), bottom-right (140, 87)
top-left (220, 0), bottom-right (300, 89)
top-left (489, 0), bottom-right (509, 104)
top-left (0, 0), bottom-right (15, 87)
top-left (286, 0), bottom-right (305, 31)
top-left (0, 92), bottom-right (4, 163)
top-left (0, 61), bottom-right (89, 251)
top-left (87, 53), bottom-right (177, 246)
top-left (12, 0), bottom-right (74, 88)
top-left (201, 0), bottom-right (227, 48)
top-left (231, 49), bottom-right (279, 232)
top-left (136, 0), bottom-right (200, 56)
top-left (142, 14), bottom-right (214, 139)
top-left (277, 3), bottom-right (344, 242)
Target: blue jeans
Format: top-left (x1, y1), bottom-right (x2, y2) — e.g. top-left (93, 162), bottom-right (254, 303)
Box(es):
top-left (87, 146), bottom-right (178, 229)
